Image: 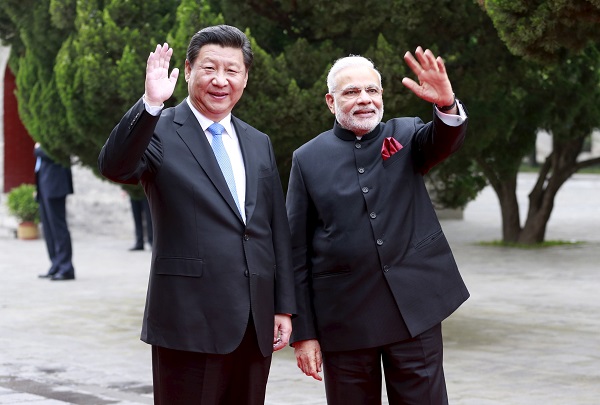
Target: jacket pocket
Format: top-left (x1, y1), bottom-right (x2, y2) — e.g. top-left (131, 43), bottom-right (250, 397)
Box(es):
top-left (414, 229), bottom-right (443, 251)
top-left (155, 257), bottom-right (203, 277)
top-left (382, 148), bottom-right (407, 168)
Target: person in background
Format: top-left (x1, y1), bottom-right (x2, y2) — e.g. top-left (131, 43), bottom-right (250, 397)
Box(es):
top-left (286, 48), bottom-right (469, 404)
top-left (35, 143), bottom-right (76, 281)
top-left (127, 186), bottom-right (153, 251)
top-left (98, 25), bottom-right (296, 404)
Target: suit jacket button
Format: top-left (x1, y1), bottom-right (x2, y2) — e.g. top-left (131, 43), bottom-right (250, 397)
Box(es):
top-left (243, 234), bottom-right (250, 241)
top-left (358, 167), bottom-right (365, 174)
top-left (383, 265), bottom-right (390, 272)
top-left (362, 187), bottom-right (369, 193)
top-left (355, 143), bottom-right (362, 149)
top-left (369, 212), bottom-right (377, 219)
top-left (129, 112), bottom-right (140, 129)
top-left (376, 239), bottom-right (384, 246)
top-left (244, 270), bottom-right (250, 277)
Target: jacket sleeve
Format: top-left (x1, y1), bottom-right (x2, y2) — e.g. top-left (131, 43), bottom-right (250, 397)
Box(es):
top-left (413, 100), bottom-right (469, 174)
top-left (286, 152), bottom-right (319, 343)
top-left (269, 140), bottom-right (297, 317)
top-left (98, 97), bottom-right (162, 184)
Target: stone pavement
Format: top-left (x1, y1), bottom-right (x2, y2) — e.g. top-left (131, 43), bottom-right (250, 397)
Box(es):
top-left (0, 172), bottom-right (599, 404)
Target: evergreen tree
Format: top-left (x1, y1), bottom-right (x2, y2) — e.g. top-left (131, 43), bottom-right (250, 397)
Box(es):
top-left (2, 0), bottom-right (598, 244)
top-left (482, 0), bottom-right (600, 63)
top-left (53, 0), bottom-right (181, 169)
top-left (1, 0), bottom-right (72, 164)
top-left (168, 0), bottom-right (224, 102)
top-left (479, 0), bottom-right (600, 242)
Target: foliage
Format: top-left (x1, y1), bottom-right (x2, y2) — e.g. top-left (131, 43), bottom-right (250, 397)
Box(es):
top-left (6, 184), bottom-right (40, 223)
top-left (169, 0), bottom-right (224, 102)
top-left (482, 0), bottom-right (600, 63)
top-left (1, 0), bottom-right (599, 244)
top-left (478, 0), bottom-right (600, 242)
top-left (234, 36), bottom-right (333, 186)
top-left (1, 0), bottom-right (72, 165)
top-left (53, 0), bottom-right (182, 170)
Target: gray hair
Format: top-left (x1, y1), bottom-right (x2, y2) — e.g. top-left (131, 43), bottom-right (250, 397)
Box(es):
top-left (326, 55), bottom-right (382, 93)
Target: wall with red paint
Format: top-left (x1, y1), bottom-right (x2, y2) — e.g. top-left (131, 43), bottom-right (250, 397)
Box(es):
top-left (3, 65), bottom-right (35, 193)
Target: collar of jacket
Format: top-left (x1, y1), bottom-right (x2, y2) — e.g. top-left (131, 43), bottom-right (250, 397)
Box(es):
top-left (333, 120), bottom-right (382, 142)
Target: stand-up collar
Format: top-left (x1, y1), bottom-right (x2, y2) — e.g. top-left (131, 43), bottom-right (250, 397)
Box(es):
top-left (333, 120), bottom-right (382, 141)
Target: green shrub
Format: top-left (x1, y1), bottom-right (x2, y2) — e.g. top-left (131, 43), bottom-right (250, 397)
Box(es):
top-left (6, 184), bottom-right (40, 223)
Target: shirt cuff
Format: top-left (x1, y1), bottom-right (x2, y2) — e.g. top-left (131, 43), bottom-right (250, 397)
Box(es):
top-left (435, 100), bottom-right (467, 127)
top-left (143, 95), bottom-right (163, 116)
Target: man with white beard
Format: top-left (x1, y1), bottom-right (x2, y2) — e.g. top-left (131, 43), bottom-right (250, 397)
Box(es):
top-left (286, 47), bottom-right (469, 405)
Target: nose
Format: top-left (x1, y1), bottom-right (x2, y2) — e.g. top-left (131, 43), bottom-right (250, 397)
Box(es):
top-left (211, 70), bottom-right (227, 86)
top-left (356, 90), bottom-right (372, 103)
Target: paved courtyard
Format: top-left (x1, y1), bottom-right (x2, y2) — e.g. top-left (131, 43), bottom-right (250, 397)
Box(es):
top-left (1, 172), bottom-right (599, 404)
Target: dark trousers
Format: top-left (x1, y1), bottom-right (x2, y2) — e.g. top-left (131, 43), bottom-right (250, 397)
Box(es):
top-left (130, 196), bottom-right (152, 247)
top-left (322, 323), bottom-right (448, 405)
top-left (151, 317), bottom-right (272, 405)
top-left (38, 194), bottom-right (74, 276)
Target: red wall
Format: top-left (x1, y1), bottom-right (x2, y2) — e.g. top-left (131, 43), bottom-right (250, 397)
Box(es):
top-left (3, 66), bottom-right (35, 193)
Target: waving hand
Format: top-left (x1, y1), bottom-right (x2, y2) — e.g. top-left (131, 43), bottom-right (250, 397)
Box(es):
top-left (401, 46), bottom-right (455, 109)
top-left (144, 43), bottom-right (179, 106)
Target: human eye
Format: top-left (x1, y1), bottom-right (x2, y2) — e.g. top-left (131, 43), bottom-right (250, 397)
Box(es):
top-left (366, 87), bottom-right (380, 95)
top-left (201, 65), bottom-right (216, 73)
top-left (343, 88), bottom-right (360, 97)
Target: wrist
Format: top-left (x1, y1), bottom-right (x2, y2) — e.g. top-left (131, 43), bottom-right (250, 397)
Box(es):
top-left (143, 93), bottom-right (163, 107)
top-left (436, 94), bottom-right (456, 112)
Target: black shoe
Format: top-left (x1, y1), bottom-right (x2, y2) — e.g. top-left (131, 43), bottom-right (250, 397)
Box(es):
top-left (50, 273), bottom-right (75, 281)
top-left (38, 273), bottom-right (55, 279)
top-left (129, 245), bottom-right (144, 251)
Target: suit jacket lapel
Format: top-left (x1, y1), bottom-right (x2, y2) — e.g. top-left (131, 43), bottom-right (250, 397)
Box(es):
top-left (233, 116), bottom-right (258, 224)
top-left (174, 102), bottom-right (243, 222)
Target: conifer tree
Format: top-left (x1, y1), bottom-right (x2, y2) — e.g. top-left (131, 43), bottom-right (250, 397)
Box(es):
top-left (2, 0), bottom-right (599, 243)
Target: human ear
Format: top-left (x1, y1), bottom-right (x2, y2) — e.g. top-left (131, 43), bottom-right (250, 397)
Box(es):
top-left (325, 93), bottom-right (335, 115)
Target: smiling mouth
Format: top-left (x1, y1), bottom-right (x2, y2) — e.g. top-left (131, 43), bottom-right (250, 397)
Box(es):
top-left (354, 110), bottom-right (375, 117)
top-left (210, 92), bottom-right (228, 99)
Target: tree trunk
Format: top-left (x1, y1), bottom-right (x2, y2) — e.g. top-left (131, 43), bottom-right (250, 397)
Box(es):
top-left (516, 135), bottom-right (585, 244)
top-left (494, 177), bottom-right (521, 243)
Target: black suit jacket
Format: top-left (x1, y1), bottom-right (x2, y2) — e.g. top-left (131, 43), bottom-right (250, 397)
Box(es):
top-left (286, 106), bottom-right (470, 351)
top-left (99, 98), bottom-right (296, 357)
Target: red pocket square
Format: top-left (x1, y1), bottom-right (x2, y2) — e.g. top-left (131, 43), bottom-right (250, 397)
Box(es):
top-left (381, 137), bottom-right (403, 161)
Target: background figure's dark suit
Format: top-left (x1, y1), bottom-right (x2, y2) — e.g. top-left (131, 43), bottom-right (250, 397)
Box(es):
top-left (35, 146), bottom-right (75, 280)
top-left (287, 108), bottom-right (469, 401)
top-left (129, 194), bottom-right (153, 250)
top-left (98, 97), bottom-right (295, 394)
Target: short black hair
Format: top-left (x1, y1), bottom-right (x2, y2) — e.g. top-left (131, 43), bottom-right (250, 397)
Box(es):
top-left (186, 25), bottom-right (253, 71)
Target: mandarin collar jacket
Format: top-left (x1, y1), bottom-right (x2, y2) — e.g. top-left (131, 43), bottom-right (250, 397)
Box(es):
top-left (287, 104), bottom-right (469, 351)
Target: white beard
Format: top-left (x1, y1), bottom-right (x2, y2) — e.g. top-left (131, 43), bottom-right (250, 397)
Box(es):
top-left (335, 100), bottom-right (384, 136)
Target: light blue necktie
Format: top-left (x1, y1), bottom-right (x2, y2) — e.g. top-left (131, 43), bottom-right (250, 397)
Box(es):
top-left (208, 122), bottom-right (241, 214)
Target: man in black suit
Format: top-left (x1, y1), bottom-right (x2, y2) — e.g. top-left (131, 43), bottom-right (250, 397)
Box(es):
top-left (286, 48), bottom-right (469, 404)
top-left (99, 25), bottom-right (295, 404)
top-left (35, 143), bottom-right (76, 281)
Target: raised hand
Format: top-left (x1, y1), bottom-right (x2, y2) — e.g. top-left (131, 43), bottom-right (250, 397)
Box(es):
top-left (401, 46), bottom-right (455, 108)
top-left (144, 43), bottom-right (179, 106)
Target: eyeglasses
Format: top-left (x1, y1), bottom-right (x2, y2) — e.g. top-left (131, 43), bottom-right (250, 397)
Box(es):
top-left (333, 86), bottom-right (382, 99)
